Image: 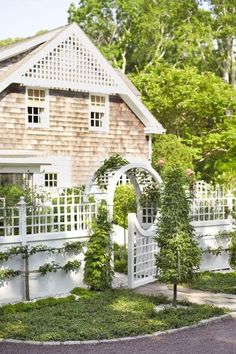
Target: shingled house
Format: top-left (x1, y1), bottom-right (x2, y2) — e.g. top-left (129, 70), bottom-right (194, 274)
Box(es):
top-left (0, 23), bottom-right (164, 189)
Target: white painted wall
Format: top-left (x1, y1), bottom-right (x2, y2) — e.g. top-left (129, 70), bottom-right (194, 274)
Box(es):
top-left (0, 236), bottom-right (87, 305)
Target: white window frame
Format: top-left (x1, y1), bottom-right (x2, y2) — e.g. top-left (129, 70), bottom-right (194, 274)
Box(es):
top-left (25, 87), bottom-right (49, 128)
top-left (88, 93), bottom-right (109, 132)
top-left (44, 173), bottom-right (58, 188)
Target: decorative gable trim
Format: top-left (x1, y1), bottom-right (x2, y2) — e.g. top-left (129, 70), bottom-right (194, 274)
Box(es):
top-left (0, 23), bottom-right (164, 134)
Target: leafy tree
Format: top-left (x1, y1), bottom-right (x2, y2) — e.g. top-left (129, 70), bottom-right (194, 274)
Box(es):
top-left (131, 64), bottom-right (236, 138)
top-left (68, 0), bottom-right (143, 72)
top-left (203, 0), bottom-right (236, 86)
top-left (132, 64), bottom-right (236, 182)
top-left (152, 134), bottom-right (195, 176)
top-left (68, 0), bottom-right (213, 73)
top-left (155, 169), bottom-right (201, 306)
top-left (84, 201), bottom-right (113, 290)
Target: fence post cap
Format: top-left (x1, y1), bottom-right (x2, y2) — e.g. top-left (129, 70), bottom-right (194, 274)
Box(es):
top-left (17, 196), bottom-right (26, 205)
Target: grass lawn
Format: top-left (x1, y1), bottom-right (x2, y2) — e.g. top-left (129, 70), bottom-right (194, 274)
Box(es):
top-left (0, 288), bottom-right (227, 341)
top-left (186, 271), bottom-right (236, 294)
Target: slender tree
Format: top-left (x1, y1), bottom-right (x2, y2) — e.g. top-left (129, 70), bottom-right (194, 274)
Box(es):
top-left (155, 169), bottom-right (201, 306)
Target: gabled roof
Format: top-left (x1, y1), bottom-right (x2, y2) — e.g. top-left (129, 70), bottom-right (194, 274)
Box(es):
top-left (0, 23), bottom-right (164, 134)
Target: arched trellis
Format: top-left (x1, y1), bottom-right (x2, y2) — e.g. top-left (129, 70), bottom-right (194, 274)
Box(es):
top-left (84, 161), bottom-right (162, 223)
top-left (85, 161), bottom-right (162, 288)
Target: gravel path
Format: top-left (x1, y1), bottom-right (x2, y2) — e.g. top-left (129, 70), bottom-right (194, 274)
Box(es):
top-left (1, 317), bottom-right (236, 354)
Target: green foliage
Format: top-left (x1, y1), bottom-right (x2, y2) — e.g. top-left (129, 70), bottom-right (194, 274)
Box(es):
top-left (229, 231), bottom-right (236, 269)
top-left (95, 153), bottom-right (128, 190)
top-left (0, 289), bottom-right (226, 341)
top-left (68, 1), bottom-right (213, 73)
top-left (0, 37), bottom-right (24, 47)
top-left (63, 241), bottom-right (84, 254)
top-left (0, 240), bottom-right (83, 287)
top-left (84, 201), bottom-right (113, 290)
top-left (155, 169), bottom-right (201, 304)
top-left (0, 184), bottom-right (50, 207)
top-left (114, 243), bottom-right (128, 274)
top-left (187, 271), bottom-right (236, 294)
top-left (0, 185), bottom-right (27, 206)
top-left (132, 64), bottom-right (236, 183)
top-left (70, 287), bottom-right (97, 299)
top-left (0, 269), bottom-right (20, 281)
top-left (113, 184), bottom-right (136, 228)
top-left (38, 261), bottom-right (60, 275)
top-left (152, 134), bottom-right (195, 176)
top-left (62, 260), bottom-right (82, 273)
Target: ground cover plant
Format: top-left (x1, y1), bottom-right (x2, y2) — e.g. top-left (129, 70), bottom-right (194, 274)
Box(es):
top-left (186, 271), bottom-right (236, 294)
top-left (0, 289), bottom-right (227, 341)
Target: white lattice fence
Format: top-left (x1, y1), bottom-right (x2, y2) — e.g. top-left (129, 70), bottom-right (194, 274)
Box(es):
top-left (0, 196), bottom-right (97, 241)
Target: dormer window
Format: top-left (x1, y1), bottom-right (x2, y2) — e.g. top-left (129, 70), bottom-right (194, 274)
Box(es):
top-left (89, 94), bottom-right (109, 132)
top-left (26, 88), bottom-right (49, 128)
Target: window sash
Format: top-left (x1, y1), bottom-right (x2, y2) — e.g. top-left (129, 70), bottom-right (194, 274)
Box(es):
top-left (89, 94), bottom-right (108, 131)
top-left (26, 87), bottom-right (49, 128)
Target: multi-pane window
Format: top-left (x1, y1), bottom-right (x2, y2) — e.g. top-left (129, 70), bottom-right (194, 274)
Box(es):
top-left (89, 94), bottom-right (108, 131)
top-left (44, 173), bottom-right (58, 187)
top-left (0, 173), bottom-right (33, 188)
top-left (26, 88), bottom-right (49, 127)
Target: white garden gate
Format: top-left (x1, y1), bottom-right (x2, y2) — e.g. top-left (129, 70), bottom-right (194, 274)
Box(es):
top-left (128, 213), bottom-right (158, 288)
top-left (84, 160), bottom-right (162, 289)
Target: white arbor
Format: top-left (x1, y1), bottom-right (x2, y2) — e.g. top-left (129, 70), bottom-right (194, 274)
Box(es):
top-left (85, 161), bottom-right (162, 288)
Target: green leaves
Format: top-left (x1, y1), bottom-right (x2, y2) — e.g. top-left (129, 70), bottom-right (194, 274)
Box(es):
top-left (155, 169), bottom-right (201, 294)
top-left (95, 153), bottom-right (128, 190)
top-left (84, 201), bottom-right (113, 290)
top-left (113, 184), bottom-right (136, 228)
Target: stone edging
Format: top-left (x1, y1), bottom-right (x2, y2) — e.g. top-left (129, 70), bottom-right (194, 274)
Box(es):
top-left (0, 313), bottom-right (233, 346)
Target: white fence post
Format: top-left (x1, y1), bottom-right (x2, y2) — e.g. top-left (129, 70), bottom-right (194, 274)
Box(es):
top-left (17, 196), bottom-right (27, 246)
top-left (128, 213), bottom-right (135, 288)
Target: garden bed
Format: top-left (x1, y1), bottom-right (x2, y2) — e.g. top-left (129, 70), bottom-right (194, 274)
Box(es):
top-left (0, 289), bottom-right (227, 341)
top-left (186, 271), bottom-right (236, 294)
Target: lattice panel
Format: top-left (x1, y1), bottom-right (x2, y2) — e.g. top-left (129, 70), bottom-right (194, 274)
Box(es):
top-left (191, 197), bottom-right (228, 221)
top-left (0, 207), bottom-right (20, 237)
top-left (22, 33), bottom-right (117, 88)
top-left (133, 233), bottom-right (158, 284)
top-left (26, 202), bottom-right (97, 235)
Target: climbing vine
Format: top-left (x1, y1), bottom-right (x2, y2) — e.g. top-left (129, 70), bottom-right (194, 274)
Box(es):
top-left (95, 153), bottom-right (128, 190)
top-left (84, 201), bottom-right (113, 290)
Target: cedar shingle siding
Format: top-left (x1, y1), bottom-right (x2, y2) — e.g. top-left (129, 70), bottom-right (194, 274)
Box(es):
top-left (0, 84), bottom-right (148, 185)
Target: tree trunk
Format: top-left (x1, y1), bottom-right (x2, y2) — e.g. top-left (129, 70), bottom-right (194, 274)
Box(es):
top-left (173, 283), bottom-right (177, 307)
top-left (24, 249), bottom-right (30, 301)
